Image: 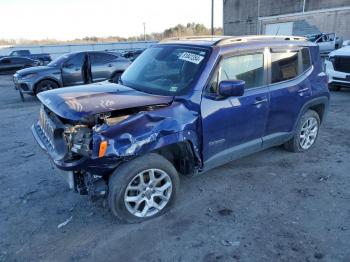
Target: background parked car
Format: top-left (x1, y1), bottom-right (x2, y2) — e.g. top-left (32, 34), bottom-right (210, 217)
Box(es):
top-left (121, 49), bottom-right (145, 61)
top-left (13, 51), bottom-right (131, 100)
top-left (343, 40), bottom-right (350, 46)
top-left (0, 57), bottom-right (41, 73)
top-left (325, 45), bottom-right (350, 91)
top-left (306, 33), bottom-right (340, 54)
top-left (0, 49), bottom-right (51, 65)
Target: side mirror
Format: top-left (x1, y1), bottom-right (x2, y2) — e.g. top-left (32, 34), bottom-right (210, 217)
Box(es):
top-left (218, 80), bottom-right (245, 97)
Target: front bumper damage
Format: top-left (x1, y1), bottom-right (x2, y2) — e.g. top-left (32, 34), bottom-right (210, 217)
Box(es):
top-left (32, 121), bottom-right (119, 198)
top-left (31, 106), bottom-right (126, 198)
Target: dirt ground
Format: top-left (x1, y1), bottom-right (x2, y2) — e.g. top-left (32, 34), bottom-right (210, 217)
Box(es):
top-left (0, 73), bottom-right (349, 262)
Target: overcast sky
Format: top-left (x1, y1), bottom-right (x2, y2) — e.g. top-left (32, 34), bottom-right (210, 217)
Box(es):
top-left (0, 0), bottom-right (223, 40)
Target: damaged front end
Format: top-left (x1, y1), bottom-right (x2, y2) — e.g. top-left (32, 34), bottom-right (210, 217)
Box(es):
top-left (32, 102), bottom-right (173, 198)
top-left (32, 82), bottom-right (201, 199)
top-left (31, 83), bottom-right (199, 199)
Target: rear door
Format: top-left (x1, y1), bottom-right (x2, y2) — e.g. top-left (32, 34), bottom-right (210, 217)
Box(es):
top-left (201, 50), bottom-right (269, 169)
top-left (61, 53), bottom-right (85, 86)
top-left (90, 52), bottom-right (116, 82)
top-left (263, 46), bottom-right (313, 148)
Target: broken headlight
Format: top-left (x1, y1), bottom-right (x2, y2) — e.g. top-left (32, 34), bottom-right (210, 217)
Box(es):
top-left (64, 126), bottom-right (92, 157)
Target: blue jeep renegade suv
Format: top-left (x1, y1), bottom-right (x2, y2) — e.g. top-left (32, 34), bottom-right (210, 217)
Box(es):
top-left (32, 36), bottom-right (330, 223)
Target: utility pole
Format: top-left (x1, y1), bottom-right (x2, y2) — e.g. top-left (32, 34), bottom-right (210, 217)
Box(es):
top-left (257, 0), bottom-right (261, 34)
top-left (143, 22), bottom-right (146, 41)
top-left (211, 0), bottom-right (214, 35)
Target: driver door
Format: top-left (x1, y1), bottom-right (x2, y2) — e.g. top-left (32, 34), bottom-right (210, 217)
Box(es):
top-left (61, 53), bottom-right (85, 86)
top-left (316, 34), bottom-right (335, 53)
top-left (201, 51), bottom-right (269, 170)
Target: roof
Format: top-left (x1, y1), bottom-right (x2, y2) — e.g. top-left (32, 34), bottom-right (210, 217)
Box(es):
top-left (160, 35), bottom-right (309, 47)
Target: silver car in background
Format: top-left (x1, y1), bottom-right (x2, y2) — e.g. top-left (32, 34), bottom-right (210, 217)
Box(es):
top-left (13, 51), bottom-right (131, 99)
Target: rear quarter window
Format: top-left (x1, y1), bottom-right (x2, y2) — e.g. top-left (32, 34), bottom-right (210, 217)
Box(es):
top-left (271, 51), bottom-right (299, 83)
top-left (301, 47), bottom-right (312, 72)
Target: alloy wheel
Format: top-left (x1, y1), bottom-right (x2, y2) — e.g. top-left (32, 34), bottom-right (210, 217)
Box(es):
top-left (299, 117), bottom-right (319, 150)
top-left (124, 169), bottom-right (173, 217)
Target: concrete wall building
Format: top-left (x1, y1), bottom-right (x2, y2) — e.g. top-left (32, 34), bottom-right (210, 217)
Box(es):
top-left (223, 0), bottom-right (350, 39)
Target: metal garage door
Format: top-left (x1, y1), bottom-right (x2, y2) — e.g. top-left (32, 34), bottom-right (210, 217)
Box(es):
top-left (265, 22), bottom-right (293, 35)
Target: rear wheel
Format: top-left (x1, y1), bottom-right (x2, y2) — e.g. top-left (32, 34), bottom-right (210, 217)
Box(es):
top-left (35, 80), bottom-right (59, 94)
top-left (284, 110), bottom-right (320, 152)
top-left (108, 153), bottom-right (179, 223)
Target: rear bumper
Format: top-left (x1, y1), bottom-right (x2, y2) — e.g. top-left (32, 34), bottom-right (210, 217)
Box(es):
top-left (31, 123), bottom-right (120, 175)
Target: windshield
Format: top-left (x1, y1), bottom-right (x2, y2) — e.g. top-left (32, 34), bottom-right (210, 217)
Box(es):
top-left (47, 53), bottom-right (70, 67)
top-left (120, 45), bottom-right (209, 96)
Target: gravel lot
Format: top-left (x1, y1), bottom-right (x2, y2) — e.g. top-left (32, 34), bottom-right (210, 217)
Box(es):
top-left (0, 73), bottom-right (350, 262)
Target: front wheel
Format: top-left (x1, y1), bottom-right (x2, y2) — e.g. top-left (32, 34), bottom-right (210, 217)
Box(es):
top-left (284, 110), bottom-right (320, 152)
top-left (108, 153), bottom-right (180, 223)
top-left (35, 80), bottom-right (59, 94)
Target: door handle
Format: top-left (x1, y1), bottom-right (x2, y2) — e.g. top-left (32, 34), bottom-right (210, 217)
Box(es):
top-left (253, 97), bottom-right (268, 105)
top-left (297, 87), bottom-right (309, 93)
top-left (107, 64), bottom-right (112, 67)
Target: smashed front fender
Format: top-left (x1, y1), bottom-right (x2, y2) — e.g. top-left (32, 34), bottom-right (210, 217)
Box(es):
top-left (91, 100), bottom-right (201, 162)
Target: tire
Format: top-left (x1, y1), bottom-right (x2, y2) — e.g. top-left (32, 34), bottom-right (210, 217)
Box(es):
top-left (329, 84), bottom-right (341, 91)
top-left (284, 110), bottom-right (320, 152)
top-left (111, 72), bottom-right (122, 84)
top-left (108, 153), bottom-right (180, 223)
top-left (35, 80), bottom-right (59, 94)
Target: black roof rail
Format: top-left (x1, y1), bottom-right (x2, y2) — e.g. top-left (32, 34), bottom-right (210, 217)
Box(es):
top-left (160, 35), bottom-right (308, 46)
top-left (215, 35), bottom-right (308, 46)
top-left (161, 35), bottom-right (230, 42)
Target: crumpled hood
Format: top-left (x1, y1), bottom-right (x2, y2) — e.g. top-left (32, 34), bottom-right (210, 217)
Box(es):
top-left (16, 65), bottom-right (58, 76)
top-left (37, 81), bottom-right (174, 121)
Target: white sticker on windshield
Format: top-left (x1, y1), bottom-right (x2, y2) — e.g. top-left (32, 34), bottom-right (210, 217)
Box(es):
top-left (179, 52), bottom-right (204, 64)
top-left (170, 86), bottom-right (178, 92)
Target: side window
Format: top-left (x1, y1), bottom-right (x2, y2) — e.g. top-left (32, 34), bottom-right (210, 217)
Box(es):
top-left (271, 51), bottom-right (298, 83)
top-left (209, 53), bottom-right (264, 93)
top-left (63, 53), bottom-right (84, 68)
top-left (301, 47), bottom-right (311, 72)
top-left (91, 53), bottom-right (115, 65)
